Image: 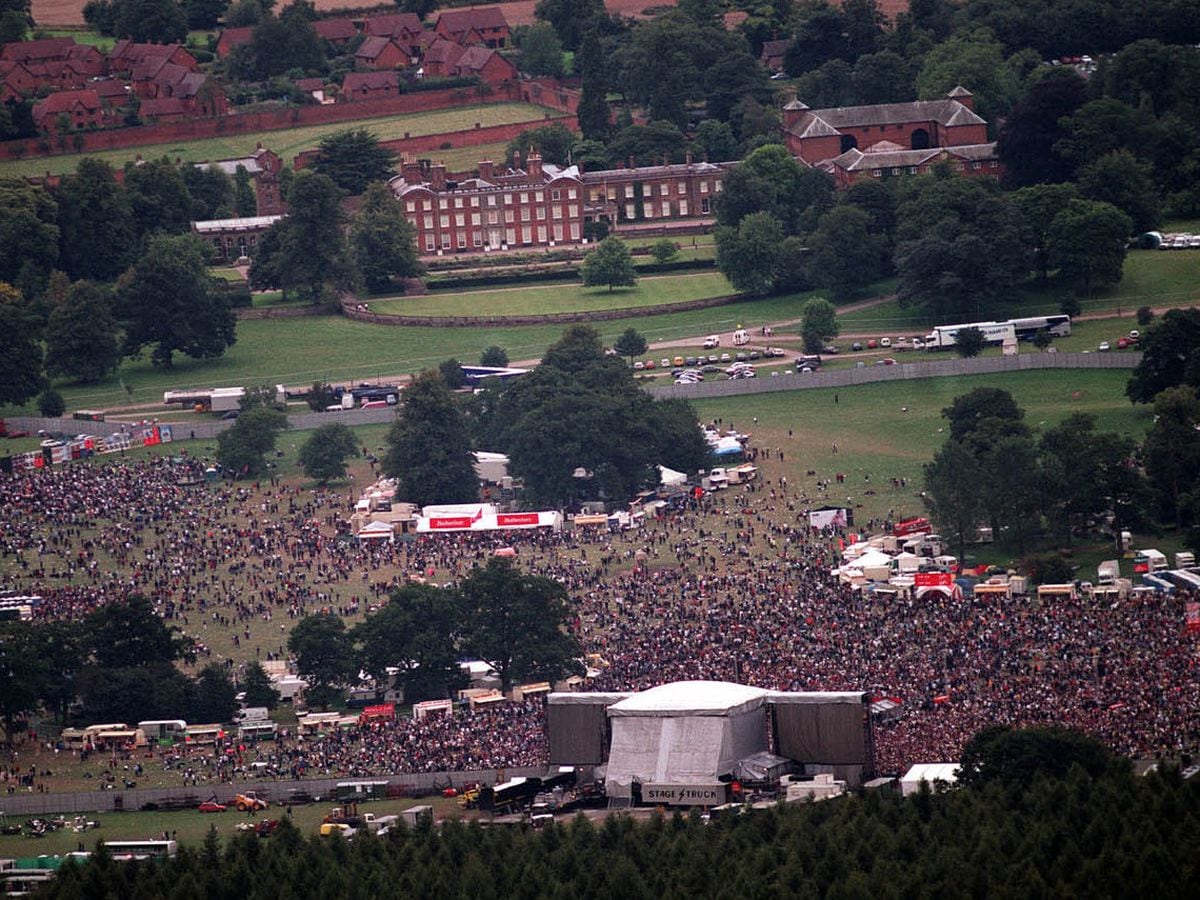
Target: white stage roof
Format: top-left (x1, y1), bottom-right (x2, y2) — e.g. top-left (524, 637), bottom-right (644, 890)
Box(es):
top-left (608, 681), bottom-right (768, 718)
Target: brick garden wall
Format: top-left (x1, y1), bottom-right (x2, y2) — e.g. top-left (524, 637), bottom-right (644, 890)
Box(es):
top-left (0, 82), bottom-right (533, 163)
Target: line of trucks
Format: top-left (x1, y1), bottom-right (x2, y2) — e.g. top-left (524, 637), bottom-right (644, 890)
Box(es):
top-left (162, 383), bottom-right (401, 414)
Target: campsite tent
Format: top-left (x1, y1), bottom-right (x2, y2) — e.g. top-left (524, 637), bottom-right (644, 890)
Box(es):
top-left (658, 465), bottom-right (687, 487)
top-left (357, 520), bottom-right (395, 542)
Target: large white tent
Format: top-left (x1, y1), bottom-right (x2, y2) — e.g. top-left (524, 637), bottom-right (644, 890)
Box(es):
top-left (604, 681), bottom-right (769, 800)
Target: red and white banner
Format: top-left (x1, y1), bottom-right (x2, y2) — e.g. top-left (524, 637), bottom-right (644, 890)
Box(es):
top-left (914, 571), bottom-right (954, 588)
top-left (1186, 602), bottom-right (1200, 634)
top-left (416, 510), bottom-right (561, 533)
top-left (893, 517), bottom-right (930, 537)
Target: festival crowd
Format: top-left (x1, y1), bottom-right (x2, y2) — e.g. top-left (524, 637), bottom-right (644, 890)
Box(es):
top-left (1, 453), bottom-right (1197, 783)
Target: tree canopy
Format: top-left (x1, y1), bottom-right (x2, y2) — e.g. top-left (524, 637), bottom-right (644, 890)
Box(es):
top-left (581, 237), bottom-right (636, 292)
top-left (383, 369), bottom-right (479, 507)
top-left (311, 129), bottom-right (397, 195)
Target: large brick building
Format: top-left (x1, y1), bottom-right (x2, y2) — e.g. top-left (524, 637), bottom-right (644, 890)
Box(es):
top-left (390, 154), bottom-right (730, 255)
top-left (784, 87), bottom-right (1001, 186)
top-left (193, 146), bottom-right (285, 215)
top-left (391, 154), bottom-right (585, 254)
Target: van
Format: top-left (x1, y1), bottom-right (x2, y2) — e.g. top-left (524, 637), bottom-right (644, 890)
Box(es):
top-left (879, 337), bottom-right (891, 348)
top-left (703, 335), bottom-right (720, 349)
top-left (235, 707), bottom-right (270, 725)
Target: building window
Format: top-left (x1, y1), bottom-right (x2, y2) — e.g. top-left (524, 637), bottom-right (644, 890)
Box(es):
top-left (405, 201), bottom-right (415, 212)
top-left (425, 235), bottom-right (435, 251)
top-left (439, 215), bottom-right (450, 227)
top-left (551, 189), bottom-right (560, 200)
top-left (471, 213), bottom-right (481, 226)
top-left (644, 204), bottom-right (654, 219)
top-left (677, 181), bottom-right (686, 194)
top-left (679, 200), bottom-right (688, 216)
top-left (568, 204), bottom-right (578, 217)
top-left (700, 180), bottom-right (709, 193)
top-left (473, 231), bottom-right (483, 247)
top-left (624, 203), bottom-right (635, 219)
top-left (972, 162), bottom-right (982, 170)
top-left (487, 211), bottom-right (499, 225)
top-left (553, 224), bottom-right (563, 241)
top-left (537, 225), bottom-right (547, 243)
top-left (552, 206), bottom-right (563, 219)
top-left (521, 226), bottom-right (532, 244)
top-left (505, 228), bottom-right (515, 245)
top-left (567, 188), bottom-right (577, 200)
top-left (423, 215), bottom-right (433, 229)
top-left (589, 188), bottom-right (601, 201)
top-left (908, 167), bottom-right (918, 174)
top-left (714, 180), bottom-right (723, 192)
top-left (470, 196), bottom-right (479, 207)
top-left (457, 233), bottom-right (466, 249)
top-left (701, 198), bottom-right (710, 214)
top-left (955, 163), bottom-right (965, 172)
top-left (534, 191), bottom-right (543, 202)
top-left (659, 183), bottom-right (669, 196)
top-left (520, 207), bottom-right (531, 222)
top-left (487, 194), bottom-right (497, 207)
top-left (624, 185), bottom-right (634, 199)
top-left (454, 197), bottom-right (464, 208)
top-left (536, 207), bottom-right (546, 220)
top-left (570, 223), bottom-right (580, 241)
top-left (504, 193), bottom-right (512, 203)
top-left (455, 213), bottom-right (465, 227)
top-left (989, 160), bottom-right (999, 168)
top-left (873, 170), bottom-right (882, 178)
top-left (441, 233), bottom-right (450, 249)
top-left (891, 168), bottom-right (901, 175)
top-left (504, 209), bottom-right (514, 223)
top-left (519, 192), bottom-right (528, 203)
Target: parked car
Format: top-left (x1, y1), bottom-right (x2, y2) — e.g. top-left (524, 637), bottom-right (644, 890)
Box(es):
top-left (1098, 341), bottom-right (1110, 352)
top-left (822, 345), bottom-right (840, 354)
top-left (685, 356), bottom-right (697, 366)
top-left (875, 357), bottom-right (897, 366)
top-left (643, 359), bottom-right (656, 369)
top-left (748, 350), bottom-right (761, 360)
top-left (1117, 337), bottom-right (1133, 349)
top-left (879, 337), bottom-right (892, 348)
top-left (661, 358), bottom-right (671, 368)
top-left (719, 352), bottom-right (731, 362)
top-left (703, 335), bottom-right (720, 348)
top-left (633, 361), bottom-right (644, 370)
top-left (674, 356), bottom-right (685, 366)
top-left (851, 341), bottom-right (863, 351)
top-left (199, 801), bottom-right (227, 813)
top-left (1129, 330), bottom-right (1140, 340)
top-left (867, 339), bottom-right (878, 349)
top-left (735, 352), bottom-right (747, 362)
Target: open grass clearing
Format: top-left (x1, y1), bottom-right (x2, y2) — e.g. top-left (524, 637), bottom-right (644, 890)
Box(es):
top-left (372, 271), bottom-right (734, 317)
top-left (0, 104), bottom-right (563, 178)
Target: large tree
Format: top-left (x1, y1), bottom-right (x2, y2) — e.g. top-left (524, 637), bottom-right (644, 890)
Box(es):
top-left (997, 72), bottom-right (1088, 187)
top-left (715, 211), bottom-right (785, 296)
top-left (113, 0), bottom-right (188, 42)
top-left (0, 622), bottom-right (46, 744)
top-left (83, 595), bottom-right (190, 670)
top-left (353, 584), bottom-right (465, 703)
top-left (348, 182), bottom-right (423, 293)
top-left (217, 407), bottom-right (289, 477)
top-left (0, 295), bottom-right (44, 407)
top-left (534, 0), bottom-right (610, 51)
top-left (124, 158), bottom-right (193, 243)
top-left (581, 236), bottom-right (637, 292)
top-left (56, 159), bottom-right (136, 282)
top-left (799, 298), bottom-right (839, 353)
top-left (456, 558), bottom-right (581, 693)
top-left (1077, 150), bottom-right (1160, 233)
top-left (287, 613), bottom-right (354, 709)
top-left (311, 129), bottom-right (397, 195)
top-left (239, 661), bottom-right (282, 710)
top-left (241, 5), bottom-right (324, 80)
top-left (250, 172), bottom-right (349, 301)
top-left (298, 422), bottom-right (359, 484)
top-left (894, 173), bottom-right (1026, 320)
top-left (383, 369), bottom-right (478, 507)
top-left (914, 30), bottom-right (1021, 126)
top-left (0, 178), bottom-right (59, 296)
top-left (44, 280), bottom-right (122, 384)
top-left (1142, 385), bottom-right (1200, 527)
top-left (1126, 308), bottom-right (1200, 403)
top-left (806, 205), bottom-right (887, 299)
top-left (117, 233), bottom-right (236, 368)
top-left (1045, 199), bottom-right (1133, 299)
top-left (714, 143), bottom-right (833, 234)
top-left (515, 22), bottom-right (564, 76)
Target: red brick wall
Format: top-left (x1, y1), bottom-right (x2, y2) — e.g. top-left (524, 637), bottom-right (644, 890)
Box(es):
top-left (292, 114), bottom-right (577, 169)
top-left (0, 82), bottom-right (532, 162)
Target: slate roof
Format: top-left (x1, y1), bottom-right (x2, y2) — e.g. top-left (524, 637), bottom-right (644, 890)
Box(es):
top-left (792, 97), bottom-right (986, 132)
top-left (356, 36), bottom-right (399, 61)
top-left (313, 18), bottom-right (359, 41)
top-left (827, 142), bottom-right (998, 171)
top-left (342, 71), bottom-right (399, 92)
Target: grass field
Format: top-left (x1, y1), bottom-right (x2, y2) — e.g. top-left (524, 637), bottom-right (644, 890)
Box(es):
top-left (1, 282), bottom-right (850, 413)
top-left (371, 272), bottom-right (734, 317)
top-left (0, 104), bottom-right (564, 179)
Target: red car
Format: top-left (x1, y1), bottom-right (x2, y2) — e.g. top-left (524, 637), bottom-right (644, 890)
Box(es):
top-left (198, 800), bottom-right (227, 813)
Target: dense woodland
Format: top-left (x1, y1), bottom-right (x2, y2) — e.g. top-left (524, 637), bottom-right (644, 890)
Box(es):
top-left (37, 729), bottom-right (1200, 899)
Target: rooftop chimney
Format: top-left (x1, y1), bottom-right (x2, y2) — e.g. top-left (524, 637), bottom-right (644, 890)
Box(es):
top-left (478, 159), bottom-right (494, 181)
top-left (431, 163), bottom-right (446, 190)
top-left (402, 158), bottom-right (423, 185)
top-left (526, 152), bottom-right (542, 181)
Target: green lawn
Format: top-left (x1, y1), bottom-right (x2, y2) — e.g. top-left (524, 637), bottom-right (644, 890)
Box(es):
top-left (42, 29), bottom-right (116, 51)
top-left (690, 368), bottom-right (1153, 528)
top-left (372, 272), bottom-right (734, 317)
top-left (0, 104), bottom-right (565, 179)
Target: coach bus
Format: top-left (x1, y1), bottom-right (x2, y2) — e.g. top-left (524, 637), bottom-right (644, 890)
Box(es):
top-left (102, 840), bottom-right (178, 860)
top-left (1008, 315), bottom-right (1072, 341)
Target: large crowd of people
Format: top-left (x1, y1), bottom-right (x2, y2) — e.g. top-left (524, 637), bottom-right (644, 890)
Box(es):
top-left (1, 450), bottom-right (1197, 787)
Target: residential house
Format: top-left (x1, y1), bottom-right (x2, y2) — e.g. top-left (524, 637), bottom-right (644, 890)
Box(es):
top-left (434, 8), bottom-right (509, 48)
top-left (32, 88), bottom-right (106, 132)
top-left (215, 26), bottom-right (254, 58)
top-left (421, 37), bottom-right (463, 78)
top-left (448, 46), bottom-right (517, 88)
top-left (341, 71), bottom-right (400, 101)
top-left (313, 18), bottom-right (359, 45)
top-left (355, 36), bottom-right (407, 71)
top-left (147, 64), bottom-right (227, 116)
top-left (193, 146), bottom-right (285, 215)
top-left (108, 41), bottom-right (197, 76)
top-left (759, 39), bottom-right (791, 73)
top-left (138, 96), bottom-right (188, 122)
top-left (0, 38), bottom-right (106, 91)
top-left (0, 37), bottom-right (78, 66)
top-left (93, 77), bottom-right (131, 110)
top-left (295, 77), bottom-right (332, 104)
top-left (0, 60), bottom-right (38, 101)
top-left (364, 12), bottom-right (424, 40)
top-left (820, 141), bottom-right (1002, 187)
top-left (390, 153), bottom-right (584, 254)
